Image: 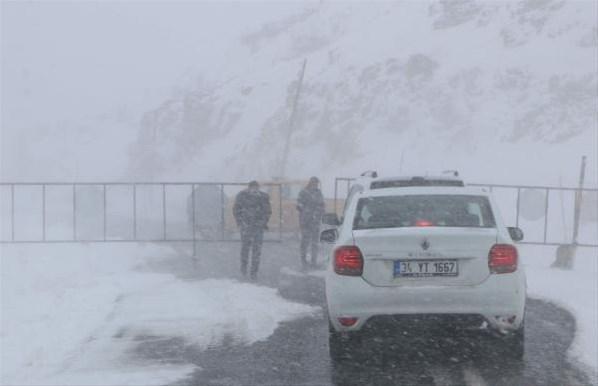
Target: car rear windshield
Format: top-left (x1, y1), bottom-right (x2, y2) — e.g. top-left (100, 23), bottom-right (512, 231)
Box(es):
top-left (353, 195), bottom-right (496, 230)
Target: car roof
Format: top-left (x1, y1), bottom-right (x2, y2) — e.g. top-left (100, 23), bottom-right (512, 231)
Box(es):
top-left (368, 175), bottom-right (464, 189)
top-left (357, 186), bottom-right (490, 198)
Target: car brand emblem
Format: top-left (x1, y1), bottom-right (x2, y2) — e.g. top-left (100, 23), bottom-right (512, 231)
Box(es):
top-left (421, 239), bottom-right (430, 251)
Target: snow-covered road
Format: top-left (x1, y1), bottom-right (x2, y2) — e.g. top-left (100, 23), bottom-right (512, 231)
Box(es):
top-left (1, 241), bottom-right (596, 385)
top-left (0, 243), bottom-right (318, 385)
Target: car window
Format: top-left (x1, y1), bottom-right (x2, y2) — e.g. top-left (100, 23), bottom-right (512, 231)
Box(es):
top-left (353, 195), bottom-right (496, 230)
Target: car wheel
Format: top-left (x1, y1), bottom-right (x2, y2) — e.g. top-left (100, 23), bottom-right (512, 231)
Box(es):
top-left (497, 321), bottom-right (525, 360)
top-left (328, 321), bottom-right (363, 362)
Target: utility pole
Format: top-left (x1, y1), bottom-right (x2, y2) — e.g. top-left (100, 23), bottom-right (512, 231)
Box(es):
top-left (278, 59), bottom-right (307, 178)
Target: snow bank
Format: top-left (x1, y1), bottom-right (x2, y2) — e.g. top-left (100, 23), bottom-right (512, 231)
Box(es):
top-left (112, 278), bottom-right (319, 349)
top-left (0, 244), bottom-right (318, 385)
top-left (522, 245), bottom-right (598, 383)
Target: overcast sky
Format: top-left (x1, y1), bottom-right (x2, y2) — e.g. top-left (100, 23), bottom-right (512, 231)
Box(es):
top-left (1, 1), bottom-right (596, 185)
top-left (1, 1), bottom-right (305, 129)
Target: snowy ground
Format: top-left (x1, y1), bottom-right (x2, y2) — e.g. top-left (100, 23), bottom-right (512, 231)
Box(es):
top-left (0, 243), bottom-right (318, 386)
top-left (1, 240), bottom-right (596, 385)
top-left (521, 244), bottom-right (598, 384)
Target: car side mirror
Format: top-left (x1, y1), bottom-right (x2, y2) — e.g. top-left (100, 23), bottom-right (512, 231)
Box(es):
top-left (322, 212), bottom-right (341, 226)
top-left (320, 229), bottom-right (338, 243)
top-left (508, 227), bottom-right (524, 242)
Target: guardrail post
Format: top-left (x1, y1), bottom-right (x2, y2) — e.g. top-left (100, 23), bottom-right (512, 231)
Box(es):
top-left (220, 184), bottom-right (225, 241)
top-left (103, 184), bottom-right (107, 241)
top-left (334, 178), bottom-right (338, 216)
top-left (192, 184), bottom-right (197, 256)
top-left (11, 184), bottom-right (15, 241)
top-left (543, 188), bottom-right (549, 243)
top-left (162, 183), bottom-right (167, 241)
top-left (133, 184), bottom-right (137, 241)
top-left (73, 184), bottom-right (77, 241)
top-left (515, 187), bottom-right (521, 228)
top-left (42, 184), bottom-right (46, 241)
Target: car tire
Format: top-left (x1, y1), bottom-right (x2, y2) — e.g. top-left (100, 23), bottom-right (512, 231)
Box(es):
top-left (497, 321), bottom-right (525, 360)
top-left (328, 321), bottom-right (363, 362)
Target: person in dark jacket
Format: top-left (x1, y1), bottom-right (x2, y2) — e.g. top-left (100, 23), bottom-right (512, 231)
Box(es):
top-left (233, 181), bottom-right (272, 280)
top-left (297, 177), bottom-right (325, 269)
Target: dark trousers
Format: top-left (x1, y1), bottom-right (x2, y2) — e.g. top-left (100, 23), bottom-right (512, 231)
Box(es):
top-left (300, 224), bottom-right (320, 265)
top-left (240, 227), bottom-right (264, 277)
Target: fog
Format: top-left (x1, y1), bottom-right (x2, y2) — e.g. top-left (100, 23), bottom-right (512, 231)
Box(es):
top-left (2, 1), bottom-right (597, 186)
top-left (1, 1), bottom-right (597, 386)
top-left (2, 2), bottom-right (299, 124)
top-left (2, 1), bottom-right (305, 181)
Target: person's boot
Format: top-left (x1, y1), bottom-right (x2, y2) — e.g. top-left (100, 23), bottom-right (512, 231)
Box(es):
top-left (250, 271), bottom-right (258, 281)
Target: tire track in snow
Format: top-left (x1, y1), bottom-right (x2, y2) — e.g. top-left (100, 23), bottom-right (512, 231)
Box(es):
top-left (56, 293), bottom-right (126, 375)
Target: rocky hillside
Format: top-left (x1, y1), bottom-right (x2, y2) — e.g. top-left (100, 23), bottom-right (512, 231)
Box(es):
top-left (128, 1), bottom-right (597, 185)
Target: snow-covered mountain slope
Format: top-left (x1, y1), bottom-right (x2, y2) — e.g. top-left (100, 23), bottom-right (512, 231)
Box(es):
top-left (2, 1), bottom-right (596, 187)
top-left (127, 1), bottom-right (597, 187)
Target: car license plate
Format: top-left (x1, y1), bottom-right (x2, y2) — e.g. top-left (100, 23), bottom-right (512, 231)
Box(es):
top-left (394, 260), bottom-right (458, 277)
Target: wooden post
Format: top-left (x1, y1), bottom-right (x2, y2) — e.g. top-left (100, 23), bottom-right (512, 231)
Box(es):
top-left (552, 156), bottom-right (586, 269)
top-left (572, 156), bottom-right (586, 244)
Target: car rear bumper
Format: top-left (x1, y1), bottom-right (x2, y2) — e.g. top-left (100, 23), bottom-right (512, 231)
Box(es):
top-left (326, 271), bottom-right (526, 332)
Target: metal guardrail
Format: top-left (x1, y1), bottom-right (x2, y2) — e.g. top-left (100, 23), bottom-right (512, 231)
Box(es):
top-left (3, 179), bottom-right (596, 248)
top-left (0, 182), bottom-right (284, 252)
top-left (333, 177), bottom-right (598, 248)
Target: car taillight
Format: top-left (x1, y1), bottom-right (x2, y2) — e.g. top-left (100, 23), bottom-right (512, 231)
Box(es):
top-left (415, 219), bottom-right (434, 227)
top-left (489, 244), bottom-right (518, 274)
top-left (334, 246), bottom-right (363, 276)
top-left (338, 317), bottom-right (358, 327)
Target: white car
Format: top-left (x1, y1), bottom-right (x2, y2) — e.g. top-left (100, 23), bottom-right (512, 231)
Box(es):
top-left (321, 176), bottom-right (526, 359)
